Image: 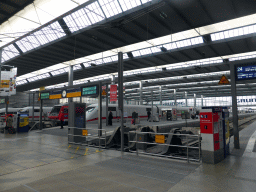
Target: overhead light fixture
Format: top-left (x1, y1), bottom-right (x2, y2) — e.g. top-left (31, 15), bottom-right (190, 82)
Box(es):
top-left (162, 67), bottom-right (167, 71)
top-left (87, 80), bottom-right (90, 83)
top-left (223, 59), bottom-right (229, 63)
top-left (160, 11), bottom-right (167, 19)
top-left (127, 52), bottom-right (133, 59)
top-left (160, 47), bottom-right (167, 52)
top-left (202, 34), bottom-right (212, 43)
top-left (90, 63), bottom-right (96, 67)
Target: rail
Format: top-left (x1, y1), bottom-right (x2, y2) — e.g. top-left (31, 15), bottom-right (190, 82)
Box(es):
top-left (128, 131), bottom-right (201, 163)
top-left (68, 127), bottom-right (107, 149)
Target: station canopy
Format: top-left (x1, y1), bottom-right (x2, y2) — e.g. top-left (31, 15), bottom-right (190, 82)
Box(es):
top-left (1, 0), bottom-right (256, 100)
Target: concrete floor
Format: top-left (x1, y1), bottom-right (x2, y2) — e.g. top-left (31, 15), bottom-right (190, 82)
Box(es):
top-left (1, 120), bottom-right (256, 191)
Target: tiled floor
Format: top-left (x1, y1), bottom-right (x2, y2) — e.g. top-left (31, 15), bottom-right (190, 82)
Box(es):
top-left (1, 119), bottom-right (256, 192)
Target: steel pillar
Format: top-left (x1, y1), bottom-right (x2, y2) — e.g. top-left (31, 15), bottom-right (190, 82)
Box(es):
top-left (118, 52), bottom-right (124, 152)
top-left (39, 99), bottom-right (43, 130)
top-left (139, 81), bottom-right (143, 105)
top-left (98, 82), bottom-right (102, 137)
top-left (160, 86), bottom-right (162, 105)
top-left (151, 91), bottom-right (153, 121)
top-left (68, 65), bottom-right (73, 103)
top-left (201, 95), bottom-right (204, 107)
top-left (106, 84), bottom-right (109, 126)
top-left (194, 94), bottom-right (196, 108)
top-left (32, 92), bottom-right (35, 123)
top-left (0, 49), bottom-right (2, 82)
top-left (185, 92), bottom-right (188, 107)
top-left (230, 63), bottom-right (240, 149)
top-left (174, 89), bottom-right (177, 107)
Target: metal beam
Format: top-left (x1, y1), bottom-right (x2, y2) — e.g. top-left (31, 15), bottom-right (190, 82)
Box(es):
top-left (118, 52), bottom-right (124, 152)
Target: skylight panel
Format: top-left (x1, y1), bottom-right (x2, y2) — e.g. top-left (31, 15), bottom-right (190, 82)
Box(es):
top-left (73, 64), bottom-right (82, 71)
top-left (1, 44), bottom-right (20, 63)
top-left (33, 30), bottom-right (49, 45)
top-left (16, 80), bottom-right (27, 86)
top-left (43, 22), bottom-right (65, 42)
top-left (132, 50), bottom-right (141, 57)
top-left (103, 57), bottom-right (112, 63)
top-left (151, 47), bottom-right (160, 53)
top-left (27, 76), bottom-right (39, 82)
top-left (164, 43), bottom-right (172, 50)
top-left (119, 0), bottom-right (141, 11)
top-left (111, 55), bottom-right (118, 61)
top-left (139, 48), bottom-right (152, 56)
top-left (37, 73), bottom-right (50, 80)
top-left (84, 2), bottom-right (105, 24)
top-left (98, 0), bottom-right (122, 18)
top-left (16, 37), bottom-right (35, 52)
top-left (141, 0), bottom-right (153, 4)
top-left (123, 54), bottom-right (129, 60)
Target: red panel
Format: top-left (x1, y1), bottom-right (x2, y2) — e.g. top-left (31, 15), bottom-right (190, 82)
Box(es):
top-left (213, 112), bottom-right (220, 122)
top-left (214, 133), bottom-right (220, 151)
top-left (200, 112), bottom-right (213, 134)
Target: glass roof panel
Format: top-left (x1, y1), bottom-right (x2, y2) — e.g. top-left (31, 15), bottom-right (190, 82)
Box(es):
top-left (73, 64), bottom-right (82, 71)
top-left (84, 1), bottom-right (105, 24)
top-left (1, 44), bottom-right (20, 63)
top-left (119, 0), bottom-right (141, 11)
top-left (98, 0), bottom-right (122, 18)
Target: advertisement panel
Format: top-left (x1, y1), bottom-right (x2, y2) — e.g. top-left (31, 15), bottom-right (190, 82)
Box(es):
top-left (110, 85), bottom-right (117, 102)
top-left (0, 68), bottom-right (17, 96)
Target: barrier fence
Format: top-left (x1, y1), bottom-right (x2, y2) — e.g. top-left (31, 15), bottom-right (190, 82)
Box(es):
top-left (128, 131), bottom-right (201, 163)
top-left (68, 127), bottom-right (107, 149)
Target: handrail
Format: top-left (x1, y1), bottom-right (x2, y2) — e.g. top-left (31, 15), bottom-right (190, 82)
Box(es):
top-left (128, 131), bottom-right (201, 163)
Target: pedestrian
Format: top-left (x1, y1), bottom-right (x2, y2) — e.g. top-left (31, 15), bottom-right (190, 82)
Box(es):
top-left (147, 110), bottom-right (151, 121)
top-left (108, 111), bottom-right (113, 126)
top-left (132, 111), bottom-right (136, 125)
top-left (58, 111), bottom-right (64, 129)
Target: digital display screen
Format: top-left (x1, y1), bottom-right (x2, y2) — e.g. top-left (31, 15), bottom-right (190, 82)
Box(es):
top-left (40, 92), bottom-right (50, 100)
top-left (81, 85), bottom-right (99, 96)
top-left (236, 65), bottom-right (256, 80)
top-left (0, 98), bottom-right (5, 104)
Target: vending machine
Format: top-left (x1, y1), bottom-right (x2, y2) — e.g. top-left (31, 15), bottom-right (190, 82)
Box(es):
top-left (200, 107), bottom-right (224, 164)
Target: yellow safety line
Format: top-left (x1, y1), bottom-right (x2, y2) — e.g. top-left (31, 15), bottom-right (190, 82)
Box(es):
top-left (84, 148), bottom-right (89, 155)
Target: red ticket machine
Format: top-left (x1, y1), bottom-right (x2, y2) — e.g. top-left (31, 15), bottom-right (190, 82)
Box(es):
top-left (200, 108), bottom-right (224, 164)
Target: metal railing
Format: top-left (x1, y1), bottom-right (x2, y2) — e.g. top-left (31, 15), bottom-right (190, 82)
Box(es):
top-left (68, 127), bottom-right (107, 149)
top-left (128, 131), bottom-right (201, 163)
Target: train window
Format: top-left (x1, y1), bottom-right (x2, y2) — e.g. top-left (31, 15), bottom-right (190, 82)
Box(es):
top-left (146, 108), bottom-right (151, 111)
top-left (50, 106), bottom-right (61, 113)
top-left (63, 108), bottom-right (68, 113)
top-left (34, 109), bottom-right (40, 113)
top-left (86, 107), bottom-right (95, 113)
top-left (20, 110), bottom-right (29, 114)
top-left (108, 107), bottom-right (116, 111)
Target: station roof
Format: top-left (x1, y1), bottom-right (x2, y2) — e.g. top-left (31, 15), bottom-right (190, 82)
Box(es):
top-left (1, 0), bottom-right (256, 100)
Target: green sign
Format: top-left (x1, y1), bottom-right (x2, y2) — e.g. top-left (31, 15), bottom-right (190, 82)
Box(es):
top-left (0, 98), bottom-right (5, 104)
top-left (81, 85), bottom-right (98, 96)
top-left (40, 92), bottom-right (50, 100)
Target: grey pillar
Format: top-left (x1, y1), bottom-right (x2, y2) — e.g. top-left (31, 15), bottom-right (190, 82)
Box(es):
top-left (201, 95), bottom-right (204, 107)
top-left (98, 82), bottom-right (102, 137)
top-left (185, 92), bottom-right (188, 107)
top-left (68, 65), bottom-right (73, 102)
top-left (194, 93), bottom-right (196, 108)
top-left (160, 86), bottom-right (162, 105)
top-left (230, 64), bottom-right (240, 149)
top-left (111, 75), bottom-right (115, 104)
top-left (118, 52), bottom-right (124, 152)
top-left (39, 99), bottom-right (43, 130)
top-left (174, 89), bottom-right (177, 107)
top-left (139, 81), bottom-right (143, 105)
top-left (32, 92), bottom-right (35, 123)
top-left (0, 49), bottom-right (2, 82)
top-left (106, 84), bottom-right (109, 126)
top-left (5, 96), bottom-right (8, 116)
top-left (151, 91), bottom-right (153, 121)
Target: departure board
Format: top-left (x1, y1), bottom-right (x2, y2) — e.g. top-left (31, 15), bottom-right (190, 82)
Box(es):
top-left (236, 65), bottom-right (256, 80)
top-left (40, 92), bottom-right (50, 100)
top-left (81, 85), bottom-right (99, 96)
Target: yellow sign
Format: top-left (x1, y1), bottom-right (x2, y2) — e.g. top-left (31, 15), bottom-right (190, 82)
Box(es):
top-left (50, 94), bottom-right (62, 99)
top-left (102, 89), bottom-right (107, 96)
top-left (218, 75), bottom-right (230, 85)
top-left (67, 92), bottom-right (81, 98)
top-left (155, 135), bottom-right (165, 144)
top-left (82, 130), bottom-right (88, 136)
top-left (0, 80), bottom-right (10, 88)
top-left (40, 86), bottom-right (45, 91)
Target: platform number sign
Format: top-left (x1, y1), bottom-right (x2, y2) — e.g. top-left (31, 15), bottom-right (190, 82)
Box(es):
top-left (236, 65), bottom-right (256, 80)
top-left (40, 92), bottom-right (50, 100)
top-left (81, 85), bottom-right (99, 96)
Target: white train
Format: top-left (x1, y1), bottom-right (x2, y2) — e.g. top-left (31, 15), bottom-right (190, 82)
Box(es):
top-left (19, 106), bottom-right (53, 121)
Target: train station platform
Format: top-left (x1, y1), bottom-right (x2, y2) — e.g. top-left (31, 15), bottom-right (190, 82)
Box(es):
top-left (1, 120), bottom-right (256, 191)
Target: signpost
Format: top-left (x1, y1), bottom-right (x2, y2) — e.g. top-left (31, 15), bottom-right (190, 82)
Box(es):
top-left (218, 75), bottom-right (230, 85)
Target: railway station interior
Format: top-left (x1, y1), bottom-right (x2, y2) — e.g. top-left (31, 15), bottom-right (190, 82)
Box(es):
top-left (2, 0), bottom-right (256, 191)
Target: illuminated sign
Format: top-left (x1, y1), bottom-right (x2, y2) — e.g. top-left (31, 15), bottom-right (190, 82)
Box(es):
top-left (0, 98), bottom-right (5, 104)
top-left (81, 85), bottom-right (99, 96)
top-left (40, 92), bottom-right (50, 100)
top-left (236, 65), bottom-right (256, 80)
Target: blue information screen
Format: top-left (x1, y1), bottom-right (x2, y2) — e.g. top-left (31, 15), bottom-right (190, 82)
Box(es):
top-left (236, 65), bottom-right (256, 80)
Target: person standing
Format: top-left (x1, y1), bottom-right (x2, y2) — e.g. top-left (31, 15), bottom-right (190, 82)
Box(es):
top-left (132, 111), bottom-right (136, 125)
top-left (108, 111), bottom-right (113, 126)
top-left (147, 110), bottom-right (151, 121)
top-left (58, 111), bottom-right (64, 129)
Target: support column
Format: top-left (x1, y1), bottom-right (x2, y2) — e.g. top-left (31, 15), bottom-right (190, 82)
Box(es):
top-left (32, 92), bottom-right (35, 123)
top-left (201, 95), bottom-right (204, 107)
top-left (194, 93), bottom-right (196, 108)
top-left (0, 49), bottom-right (2, 82)
top-left (174, 89), bottom-right (177, 107)
top-left (230, 64), bottom-right (240, 149)
top-left (118, 52), bottom-right (124, 152)
top-left (106, 84), bottom-right (109, 126)
top-left (111, 75), bottom-right (115, 104)
top-left (151, 91), bottom-right (153, 121)
top-left (68, 65), bottom-right (73, 102)
top-left (5, 96), bottom-right (8, 116)
top-left (185, 92), bottom-right (188, 107)
top-left (139, 81), bottom-right (143, 105)
top-left (39, 99), bottom-right (43, 130)
top-left (160, 86), bottom-right (162, 105)
top-left (98, 82), bottom-right (102, 137)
